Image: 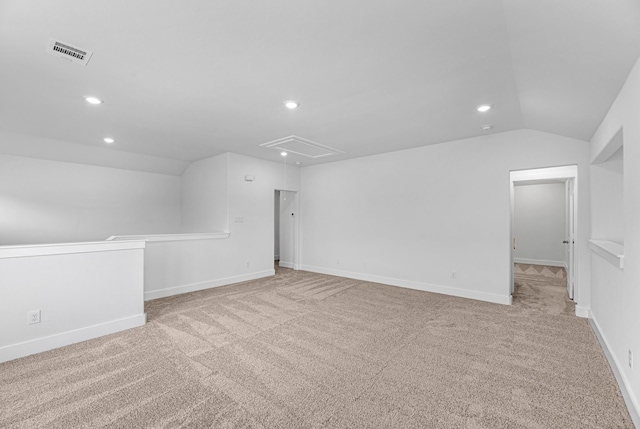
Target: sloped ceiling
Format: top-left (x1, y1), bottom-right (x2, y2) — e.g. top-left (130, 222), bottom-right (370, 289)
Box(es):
top-left (0, 0), bottom-right (638, 173)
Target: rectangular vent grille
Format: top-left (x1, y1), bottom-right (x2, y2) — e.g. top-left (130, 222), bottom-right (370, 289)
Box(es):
top-left (47, 38), bottom-right (93, 66)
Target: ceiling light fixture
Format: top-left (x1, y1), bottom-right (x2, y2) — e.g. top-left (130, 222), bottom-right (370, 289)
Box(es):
top-left (477, 104), bottom-right (492, 112)
top-left (281, 151), bottom-right (288, 156)
top-left (481, 124), bottom-right (493, 130)
top-left (284, 100), bottom-right (299, 109)
top-left (295, 162), bottom-right (302, 165)
top-left (85, 96), bottom-right (103, 105)
top-left (103, 137), bottom-right (114, 144)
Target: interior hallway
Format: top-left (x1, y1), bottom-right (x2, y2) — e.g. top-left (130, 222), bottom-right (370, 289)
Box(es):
top-left (513, 263), bottom-right (575, 316)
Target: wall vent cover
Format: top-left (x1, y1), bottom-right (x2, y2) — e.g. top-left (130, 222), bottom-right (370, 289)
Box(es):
top-left (259, 135), bottom-right (344, 159)
top-left (46, 38), bottom-right (93, 66)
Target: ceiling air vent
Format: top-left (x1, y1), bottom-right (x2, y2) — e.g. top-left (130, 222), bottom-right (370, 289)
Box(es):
top-left (46, 38), bottom-right (93, 66)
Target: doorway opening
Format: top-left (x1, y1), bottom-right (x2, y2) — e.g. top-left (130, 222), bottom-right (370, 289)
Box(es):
top-left (274, 189), bottom-right (299, 271)
top-left (509, 166), bottom-right (578, 314)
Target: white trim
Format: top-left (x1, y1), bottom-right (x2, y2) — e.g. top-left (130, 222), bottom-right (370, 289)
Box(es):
top-left (144, 270), bottom-right (274, 301)
top-left (592, 127), bottom-right (623, 164)
top-left (279, 261), bottom-right (295, 269)
top-left (106, 232), bottom-right (230, 242)
top-left (0, 313), bottom-right (146, 364)
top-left (589, 239), bottom-right (624, 270)
top-left (300, 265), bottom-right (511, 305)
top-left (510, 165), bottom-right (578, 182)
top-left (589, 315), bottom-right (640, 427)
top-left (575, 305), bottom-right (590, 318)
top-left (0, 240), bottom-right (145, 259)
top-left (514, 258), bottom-right (566, 267)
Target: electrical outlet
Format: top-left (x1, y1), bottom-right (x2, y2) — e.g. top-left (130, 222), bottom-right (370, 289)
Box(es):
top-left (451, 271), bottom-right (457, 279)
top-left (629, 349), bottom-right (633, 369)
top-left (27, 310), bottom-right (41, 325)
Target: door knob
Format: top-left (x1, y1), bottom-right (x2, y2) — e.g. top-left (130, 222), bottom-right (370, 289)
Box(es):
top-left (562, 240), bottom-right (569, 244)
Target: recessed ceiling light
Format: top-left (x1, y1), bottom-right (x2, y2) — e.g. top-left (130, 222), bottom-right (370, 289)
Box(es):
top-left (481, 124), bottom-right (493, 130)
top-left (85, 96), bottom-right (103, 105)
top-left (477, 104), bottom-right (492, 112)
top-left (281, 151), bottom-right (288, 156)
top-left (284, 100), bottom-right (299, 109)
top-left (295, 161), bottom-right (302, 165)
top-left (103, 137), bottom-right (114, 144)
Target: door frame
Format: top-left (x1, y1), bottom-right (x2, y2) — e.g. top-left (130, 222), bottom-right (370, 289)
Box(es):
top-left (275, 189), bottom-right (300, 270)
top-left (509, 165), bottom-right (579, 307)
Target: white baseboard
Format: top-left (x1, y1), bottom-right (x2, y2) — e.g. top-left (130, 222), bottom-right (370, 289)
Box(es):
top-left (144, 270), bottom-right (275, 301)
top-left (279, 260), bottom-right (295, 269)
top-left (300, 265), bottom-right (511, 305)
top-left (514, 258), bottom-right (566, 268)
top-left (0, 313), bottom-right (146, 364)
top-left (575, 305), bottom-right (590, 318)
top-left (589, 314), bottom-right (640, 427)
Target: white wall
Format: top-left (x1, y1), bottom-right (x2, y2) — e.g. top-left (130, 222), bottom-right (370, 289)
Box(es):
top-left (591, 157), bottom-right (624, 244)
top-left (0, 154), bottom-right (182, 245)
top-left (0, 240), bottom-right (146, 363)
top-left (227, 153), bottom-right (299, 275)
top-left (590, 55), bottom-right (640, 424)
top-left (514, 183), bottom-right (566, 266)
top-left (182, 153), bottom-right (228, 232)
top-left (300, 129), bottom-right (591, 306)
top-left (143, 153), bottom-right (300, 300)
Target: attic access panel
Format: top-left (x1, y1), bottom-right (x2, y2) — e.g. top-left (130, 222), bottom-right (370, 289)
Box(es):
top-left (260, 135), bottom-right (344, 158)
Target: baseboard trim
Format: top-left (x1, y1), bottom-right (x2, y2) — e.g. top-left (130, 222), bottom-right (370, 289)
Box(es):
top-left (279, 261), bottom-right (294, 269)
top-left (0, 313), bottom-right (146, 364)
top-left (514, 258), bottom-right (565, 268)
top-left (589, 315), bottom-right (640, 427)
top-left (575, 305), bottom-right (590, 318)
top-left (300, 265), bottom-right (511, 305)
top-left (144, 270), bottom-right (275, 301)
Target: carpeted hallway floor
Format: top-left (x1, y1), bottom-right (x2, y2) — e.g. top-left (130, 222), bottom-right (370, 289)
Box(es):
top-left (0, 265), bottom-right (633, 428)
top-left (513, 263), bottom-right (575, 316)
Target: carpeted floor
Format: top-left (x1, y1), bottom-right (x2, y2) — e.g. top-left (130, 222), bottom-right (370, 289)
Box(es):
top-left (0, 265), bottom-right (633, 428)
top-left (513, 263), bottom-right (575, 316)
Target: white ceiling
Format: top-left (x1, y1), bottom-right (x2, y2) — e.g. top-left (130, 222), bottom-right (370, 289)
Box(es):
top-left (1, 1), bottom-right (639, 174)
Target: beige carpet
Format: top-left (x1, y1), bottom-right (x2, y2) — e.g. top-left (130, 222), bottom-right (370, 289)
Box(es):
top-left (0, 266), bottom-right (633, 428)
top-left (513, 263), bottom-right (576, 316)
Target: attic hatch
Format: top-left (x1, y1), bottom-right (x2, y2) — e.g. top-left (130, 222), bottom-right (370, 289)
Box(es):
top-left (260, 135), bottom-right (344, 158)
top-left (46, 38), bottom-right (93, 66)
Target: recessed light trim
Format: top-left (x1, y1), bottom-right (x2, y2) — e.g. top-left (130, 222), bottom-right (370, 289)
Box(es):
top-left (477, 104), bottom-right (492, 112)
top-left (481, 124), bottom-right (493, 131)
top-left (284, 100), bottom-right (299, 109)
top-left (85, 96), bottom-right (103, 105)
top-left (103, 137), bottom-right (114, 144)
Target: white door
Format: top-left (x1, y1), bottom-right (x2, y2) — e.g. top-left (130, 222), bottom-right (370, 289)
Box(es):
top-left (565, 179), bottom-right (575, 299)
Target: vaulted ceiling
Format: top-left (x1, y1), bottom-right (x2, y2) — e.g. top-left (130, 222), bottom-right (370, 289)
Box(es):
top-left (1, 1), bottom-right (639, 173)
